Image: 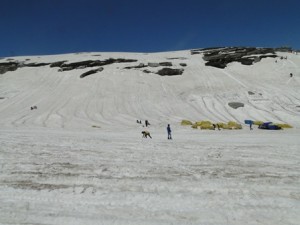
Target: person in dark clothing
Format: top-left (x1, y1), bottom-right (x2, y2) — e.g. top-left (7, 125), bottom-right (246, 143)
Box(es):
top-left (145, 120), bottom-right (150, 127)
top-left (167, 124), bottom-right (172, 140)
top-left (250, 122), bottom-right (253, 130)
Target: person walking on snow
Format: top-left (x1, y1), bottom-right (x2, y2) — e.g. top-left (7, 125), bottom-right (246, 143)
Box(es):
top-left (167, 124), bottom-right (172, 140)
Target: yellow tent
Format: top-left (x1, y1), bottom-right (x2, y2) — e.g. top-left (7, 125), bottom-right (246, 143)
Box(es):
top-left (181, 120), bottom-right (193, 126)
top-left (275, 123), bottom-right (293, 128)
top-left (226, 121), bottom-right (242, 129)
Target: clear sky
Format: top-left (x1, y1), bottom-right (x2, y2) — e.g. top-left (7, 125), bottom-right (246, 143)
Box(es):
top-left (0, 0), bottom-right (299, 57)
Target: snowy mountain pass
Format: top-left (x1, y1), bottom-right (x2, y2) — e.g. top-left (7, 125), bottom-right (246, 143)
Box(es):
top-left (0, 49), bottom-right (300, 224)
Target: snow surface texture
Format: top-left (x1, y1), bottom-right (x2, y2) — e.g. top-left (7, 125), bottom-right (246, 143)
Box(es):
top-left (0, 50), bottom-right (300, 225)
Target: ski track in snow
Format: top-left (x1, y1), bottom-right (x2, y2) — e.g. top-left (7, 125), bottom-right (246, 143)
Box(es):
top-left (0, 50), bottom-right (300, 225)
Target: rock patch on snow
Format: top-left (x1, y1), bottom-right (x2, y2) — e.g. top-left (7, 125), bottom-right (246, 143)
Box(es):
top-left (191, 47), bottom-right (279, 69)
top-left (228, 102), bottom-right (245, 109)
top-left (80, 67), bottom-right (104, 78)
top-left (157, 68), bottom-right (184, 76)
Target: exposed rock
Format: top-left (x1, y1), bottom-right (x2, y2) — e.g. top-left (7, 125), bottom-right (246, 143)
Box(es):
top-left (0, 62), bottom-right (19, 74)
top-left (198, 47), bottom-right (278, 69)
top-left (159, 62), bottom-right (172, 66)
top-left (80, 67), bottom-right (104, 78)
top-left (180, 63), bottom-right (187, 67)
top-left (237, 58), bottom-right (254, 65)
top-left (157, 68), bottom-right (184, 76)
top-left (24, 62), bottom-right (51, 67)
top-left (205, 60), bottom-right (227, 69)
top-left (60, 58), bottom-right (137, 71)
top-left (50, 61), bottom-right (68, 68)
top-left (259, 54), bottom-right (277, 59)
top-left (228, 102), bottom-right (244, 109)
top-left (143, 69), bottom-right (152, 74)
top-left (124, 63), bottom-right (147, 69)
top-left (248, 91), bottom-right (255, 95)
top-left (166, 57), bottom-right (188, 60)
top-left (59, 67), bottom-right (73, 72)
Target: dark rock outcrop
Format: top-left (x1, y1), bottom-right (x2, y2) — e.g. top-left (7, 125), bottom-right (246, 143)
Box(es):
top-left (124, 63), bottom-right (147, 69)
top-left (50, 61), bottom-right (68, 68)
top-left (159, 62), bottom-right (172, 66)
top-left (0, 62), bottom-right (19, 74)
top-left (143, 69), bottom-right (152, 74)
top-left (228, 102), bottom-right (245, 109)
top-left (80, 67), bottom-right (104, 78)
top-left (24, 62), bottom-right (51, 67)
top-left (193, 47), bottom-right (278, 69)
top-left (166, 57), bottom-right (188, 60)
top-left (59, 58), bottom-right (138, 71)
top-left (157, 68), bottom-right (184, 76)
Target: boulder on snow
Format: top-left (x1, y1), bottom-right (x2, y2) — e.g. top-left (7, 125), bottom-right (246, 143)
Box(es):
top-left (50, 61), bottom-right (68, 68)
top-left (159, 62), bottom-right (172, 66)
top-left (157, 68), bottom-right (184, 76)
top-left (228, 102), bottom-right (244, 109)
top-left (0, 62), bottom-right (19, 74)
top-left (80, 67), bottom-right (104, 78)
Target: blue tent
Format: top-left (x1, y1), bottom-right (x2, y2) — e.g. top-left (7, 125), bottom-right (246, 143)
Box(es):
top-left (258, 122), bottom-right (281, 130)
top-left (244, 120), bottom-right (253, 125)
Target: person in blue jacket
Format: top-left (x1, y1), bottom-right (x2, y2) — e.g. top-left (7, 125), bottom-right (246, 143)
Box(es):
top-left (167, 124), bottom-right (172, 140)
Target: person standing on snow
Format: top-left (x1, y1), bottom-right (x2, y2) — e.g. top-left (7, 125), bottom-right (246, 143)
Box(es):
top-left (145, 120), bottom-right (150, 127)
top-left (167, 124), bottom-right (172, 140)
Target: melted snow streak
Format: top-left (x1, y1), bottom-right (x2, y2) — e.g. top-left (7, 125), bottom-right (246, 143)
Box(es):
top-left (0, 51), bottom-right (299, 129)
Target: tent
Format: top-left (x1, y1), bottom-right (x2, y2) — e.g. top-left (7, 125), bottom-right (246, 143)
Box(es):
top-left (258, 122), bottom-right (281, 130)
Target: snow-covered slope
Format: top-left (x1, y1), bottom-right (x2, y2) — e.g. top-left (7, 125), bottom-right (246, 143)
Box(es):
top-left (1, 49), bottom-right (300, 225)
top-left (0, 49), bottom-right (299, 129)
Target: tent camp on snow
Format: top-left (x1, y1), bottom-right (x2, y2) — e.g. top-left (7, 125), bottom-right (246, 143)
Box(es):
top-left (244, 120), bottom-right (293, 130)
top-left (258, 122), bottom-right (282, 130)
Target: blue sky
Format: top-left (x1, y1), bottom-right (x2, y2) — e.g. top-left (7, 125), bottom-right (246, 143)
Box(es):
top-left (0, 0), bottom-right (299, 57)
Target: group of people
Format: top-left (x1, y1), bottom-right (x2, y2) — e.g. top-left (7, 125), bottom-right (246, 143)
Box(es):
top-left (140, 119), bottom-right (172, 140)
top-left (212, 124), bottom-right (221, 130)
top-left (136, 119), bottom-right (150, 127)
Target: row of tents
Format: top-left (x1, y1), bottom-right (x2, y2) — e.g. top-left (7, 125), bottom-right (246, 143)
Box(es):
top-left (181, 120), bottom-right (242, 130)
top-left (181, 120), bottom-right (293, 130)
